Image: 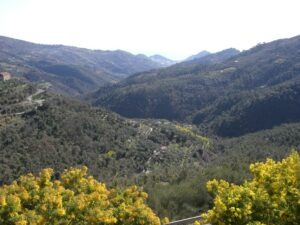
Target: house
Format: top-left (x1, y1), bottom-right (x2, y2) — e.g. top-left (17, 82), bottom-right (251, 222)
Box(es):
top-left (0, 72), bottom-right (11, 81)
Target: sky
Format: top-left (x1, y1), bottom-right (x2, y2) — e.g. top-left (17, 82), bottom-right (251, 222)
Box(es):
top-left (0, 0), bottom-right (300, 60)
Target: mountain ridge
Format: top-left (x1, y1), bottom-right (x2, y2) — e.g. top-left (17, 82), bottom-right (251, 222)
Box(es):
top-left (0, 36), bottom-right (165, 96)
top-left (149, 54), bottom-right (177, 66)
top-left (89, 35), bottom-right (300, 137)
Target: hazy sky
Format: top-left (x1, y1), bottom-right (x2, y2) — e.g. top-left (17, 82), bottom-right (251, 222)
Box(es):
top-left (1, 0), bottom-right (300, 60)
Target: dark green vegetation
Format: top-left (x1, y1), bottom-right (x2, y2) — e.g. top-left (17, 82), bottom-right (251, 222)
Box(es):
top-left (90, 36), bottom-right (300, 137)
top-left (89, 48), bottom-right (239, 120)
top-left (0, 80), bottom-right (215, 185)
top-left (1, 80), bottom-right (299, 220)
top-left (86, 36), bottom-right (300, 219)
top-left (0, 36), bottom-right (165, 96)
top-left (1, 35), bottom-right (300, 221)
top-left (0, 80), bottom-right (35, 115)
top-left (147, 122), bottom-right (300, 219)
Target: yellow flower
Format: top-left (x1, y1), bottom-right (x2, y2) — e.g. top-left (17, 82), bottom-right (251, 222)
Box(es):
top-left (56, 208), bottom-right (66, 216)
top-left (0, 196), bottom-right (6, 206)
top-left (16, 220), bottom-right (27, 225)
top-left (202, 151), bottom-right (300, 225)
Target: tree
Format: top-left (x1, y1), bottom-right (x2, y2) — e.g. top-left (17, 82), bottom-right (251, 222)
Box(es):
top-left (0, 166), bottom-right (161, 225)
top-left (201, 151), bottom-right (300, 225)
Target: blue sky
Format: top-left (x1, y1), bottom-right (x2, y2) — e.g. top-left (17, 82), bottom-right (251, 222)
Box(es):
top-left (1, 0), bottom-right (300, 60)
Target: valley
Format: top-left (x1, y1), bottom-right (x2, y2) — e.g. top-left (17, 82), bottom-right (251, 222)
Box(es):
top-left (0, 34), bottom-right (299, 222)
top-left (90, 36), bottom-right (300, 137)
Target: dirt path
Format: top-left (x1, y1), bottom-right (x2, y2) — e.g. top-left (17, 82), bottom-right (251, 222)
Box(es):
top-left (26, 88), bottom-right (45, 106)
top-left (14, 88), bottom-right (46, 115)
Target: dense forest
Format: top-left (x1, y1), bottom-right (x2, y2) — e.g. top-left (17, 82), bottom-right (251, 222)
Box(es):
top-left (0, 80), bottom-right (216, 184)
top-left (90, 35), bottom-right (300, 137)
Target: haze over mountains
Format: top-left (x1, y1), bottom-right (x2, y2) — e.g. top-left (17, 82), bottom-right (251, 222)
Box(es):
top-left (184, 50), bottom-right (211, 61)
top-left (149, 54), bottom-right (177, 66)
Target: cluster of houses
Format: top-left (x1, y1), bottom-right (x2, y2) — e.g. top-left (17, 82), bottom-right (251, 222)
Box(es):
top-left (0, 72), bottom-right (11, 81)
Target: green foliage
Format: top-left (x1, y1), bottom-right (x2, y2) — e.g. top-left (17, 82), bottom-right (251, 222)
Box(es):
top-left (175, 124), bottom-right (210, 149)
top-left (195, 79), bottom-right (300, 137)
top-left (0, 81), bottom-right (215, 185)
top-left (201, 152), bottom-right (300, 225)
top-left (0, 167), bottom-right (161, 225)
top-left (146, 174), bottom-right (211, 220)
top-left (91, 35), bottom-right (300, 137)
top-left (0, 80), bottom-right (36, 115)
top-left (1, 81), bottom-right (300, 221)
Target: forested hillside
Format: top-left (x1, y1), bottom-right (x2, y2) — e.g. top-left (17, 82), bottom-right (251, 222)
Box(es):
top-left (2, 0), bottom-right (300, 224)
top-left (0, 36), bottom-right (163, 96)
top-left (0, 80), bottom-right (215, 185)
top-left (90, 35), bottom-right (300, 137)
top-left (1, 80), bottom-right (299, 220)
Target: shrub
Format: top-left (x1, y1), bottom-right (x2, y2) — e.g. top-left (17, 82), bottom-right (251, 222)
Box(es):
top-left (201, 151), bottom-right (300, 225)
top-left (0, 167), bottom-right (161, 225)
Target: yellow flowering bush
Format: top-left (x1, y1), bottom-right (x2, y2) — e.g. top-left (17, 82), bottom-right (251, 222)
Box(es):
top-left (201, 151), bottom-right (300, 225)
top-left (0, 167), bottom-right (161, 225)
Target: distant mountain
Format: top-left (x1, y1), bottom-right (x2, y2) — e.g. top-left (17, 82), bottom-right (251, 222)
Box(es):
top-left (89, 35), bottom-right (300, 137)
top-left (185, 50), bottom-right (211, 61)
top-left (0, 36), bottom-right (163, 96)
top-left (149, 54), bottom-right (177, 66)
top-left (181, 48), bottom-right (240, 67)
top-left (88, 47), bottom-right (240, 119)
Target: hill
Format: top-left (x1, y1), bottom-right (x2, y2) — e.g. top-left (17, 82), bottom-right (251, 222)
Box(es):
top-left (90, 35), bottom-right (300, 137)
top-left (0, 36), bottom-right (163, 96)
top-left (1, 79), bottom-right (299, 220)
top-left (0, 80), bottom-right (215, 185)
